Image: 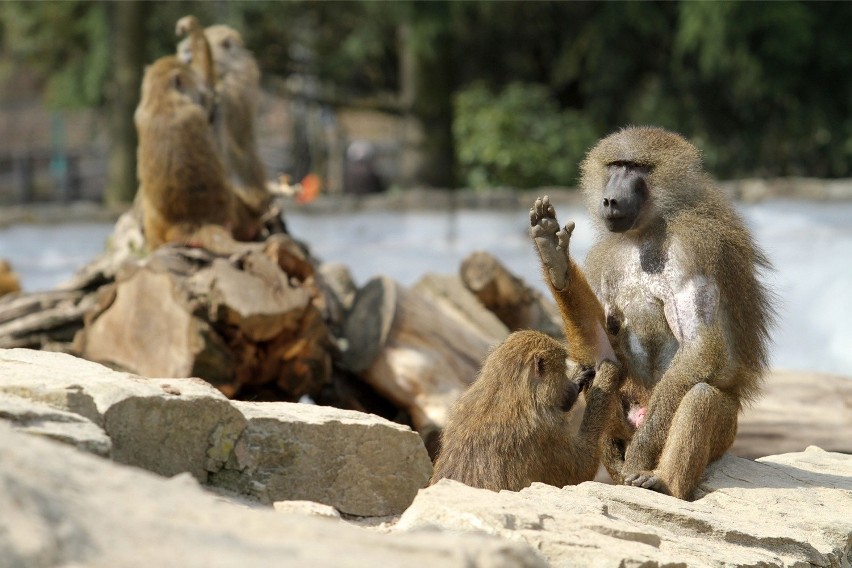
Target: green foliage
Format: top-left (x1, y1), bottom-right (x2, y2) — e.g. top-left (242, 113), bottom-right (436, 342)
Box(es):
top-left (454, 83), bottom-right (596, 189)
top-left (0, 2), bottom-right (109, 108)
top-left (2, 0), bottom-right (851, 182)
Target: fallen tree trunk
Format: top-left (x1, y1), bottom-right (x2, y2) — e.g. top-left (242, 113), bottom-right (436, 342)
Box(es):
top-left (341, 276), bottom-right (500, 454)
top-left (460, 250), bottom-right (562, 337)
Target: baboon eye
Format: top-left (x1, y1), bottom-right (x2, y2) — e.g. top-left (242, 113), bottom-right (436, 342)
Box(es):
top-left (222, 38), bottom-right (232, 49)
top-left (608, 160), bottom-right (653, 174)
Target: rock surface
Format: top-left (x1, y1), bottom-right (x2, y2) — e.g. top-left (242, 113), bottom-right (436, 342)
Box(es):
top-left (0, 348), bottom-right (432, 515)
top-left (0, 392), bottom-right (111, 456)
top-left (210, 400), bottom-right (433, 515)
top-left (0, 423), bottom-right (545, 568)
top-left (0, 348), bottom-right (246, 482)
top-left (397, 448), bottom-right (852, 567)
top-left (1, 347), bottom-right (851, 566)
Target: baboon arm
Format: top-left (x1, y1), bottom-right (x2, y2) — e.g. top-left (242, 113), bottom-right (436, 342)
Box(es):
top-left (550, 259), bottom-right (616, 367)
top-left (572, 361), bottom-right (623, 482)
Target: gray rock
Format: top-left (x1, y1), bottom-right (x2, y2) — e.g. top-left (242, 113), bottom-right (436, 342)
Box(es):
top-left (0, 392), bottom-right (111, 456)
top-left (210, 400), bottom-right (433, 516)
top-left (273, 500), bottom-right (342, 519)
top-left (0, 422), bottom-right (546, 568)
top-left (397, 448), bottom-right (852, 567)
top-left (0, 348), bottom-right (246, 482)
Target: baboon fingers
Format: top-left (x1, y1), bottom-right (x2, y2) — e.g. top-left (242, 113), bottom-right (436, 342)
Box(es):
top-left (624, 472), bottom-right (666, 492)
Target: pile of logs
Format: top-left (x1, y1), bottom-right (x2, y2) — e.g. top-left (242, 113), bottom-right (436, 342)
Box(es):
top-left (0, 209), bottom-right (563, 453)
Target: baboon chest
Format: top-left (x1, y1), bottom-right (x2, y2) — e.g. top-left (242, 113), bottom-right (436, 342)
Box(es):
top-left (599, 242), bottom-right (716, 385)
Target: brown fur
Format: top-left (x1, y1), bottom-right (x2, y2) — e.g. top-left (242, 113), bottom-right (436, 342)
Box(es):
top-left (176, 15), bottom-right (216, 95)
top-left (567, 126), bottom-right (776, 500)
top-left (179, 22), bottom-right (271, 240)
top-left (530, 195), bottom-right (615, 368)
top-left (430, 330), bottom-right (624, 492)
top-left (134, 55), bottom-right (234, 250)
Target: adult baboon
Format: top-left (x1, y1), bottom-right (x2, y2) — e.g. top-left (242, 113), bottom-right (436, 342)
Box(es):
top-left (430, 330), bottom-right (624, 492)
top-left (535, 126), bottom-right (774, 500)
top-left (134, 54), bottom-right (233, 250)
top-left (178, 21), bottom-right (273, 240)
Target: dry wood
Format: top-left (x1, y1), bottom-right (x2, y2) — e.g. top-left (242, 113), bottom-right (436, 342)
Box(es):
top-left (460, 250), bottom-right (562, 337)
top-left (345, 276), bottom-right (493, 434)
top-left (412, 273), bottom-right (509, 346)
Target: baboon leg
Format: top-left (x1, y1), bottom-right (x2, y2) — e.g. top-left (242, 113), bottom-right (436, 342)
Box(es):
top-left (628, 382), bottom-right (738, 499)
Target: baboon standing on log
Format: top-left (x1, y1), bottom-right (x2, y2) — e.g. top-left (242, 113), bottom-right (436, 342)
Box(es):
top-left (134, 50), bottom-right (234, 250)
top-left (534, 126), bottom-right (774, 500)
top-left (178, 22), bottom-right (274, 240)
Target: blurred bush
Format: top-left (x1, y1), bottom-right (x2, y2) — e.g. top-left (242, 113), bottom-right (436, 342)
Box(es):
top-left (454, 83), bottom-right (596, 189)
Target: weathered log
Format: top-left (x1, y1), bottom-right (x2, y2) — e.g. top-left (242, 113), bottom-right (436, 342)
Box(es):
top-left (78, 268), bottom-right (235, 383)
top-left (0, 289), bottom-right (94, 349)
top-left (77, 242), bottom-right (334, 401)
top-left (206, 254), bottom-right (311, 342)
top-left (460, 250), bottom-right (562, 337)
top-left (342, 276), bottom-right (493, 438)
top-left (0, 289), bottom-right (86, 326)
top-left (412, 273), bottom-right (509, 346)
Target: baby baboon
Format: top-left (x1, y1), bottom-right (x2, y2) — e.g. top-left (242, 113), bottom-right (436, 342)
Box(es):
top-left (430, 330), bottom-right (624, 492)
top-left (178, 21), bottom-right (273, 240)
top-left (134, 54), bottom-right (234, 250)
top-left (559, 126), bottom-right (776, 500)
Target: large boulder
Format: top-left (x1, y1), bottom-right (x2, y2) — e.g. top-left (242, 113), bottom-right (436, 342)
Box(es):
top-left (0, 392), bottom-right (110, 457)
top-left (209, 400), bottom-right (433, 516)
top-left (0, 348), bottom-right (245, 482)
top-left (0, 423), bottom-right (545, 568)
top-left (0, 348), bottom-right (432, 516)
top-left (397, 447), bottom-right (852, 567)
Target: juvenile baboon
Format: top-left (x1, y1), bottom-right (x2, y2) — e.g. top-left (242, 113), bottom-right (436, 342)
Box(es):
top-left (545, 126), bottom-right (775, 500)
top-left (430, 330), bottom-right (624, 492)
top-left (178, 21), bottom-right (273, 240)
top-left (134, 54), bottom-right (234, 250)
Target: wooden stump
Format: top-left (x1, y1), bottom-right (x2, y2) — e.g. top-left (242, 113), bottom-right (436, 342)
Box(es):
top-left (342, 276), bottom-right (493, 437)
top-left (460, 250), bottom-right (562, 337)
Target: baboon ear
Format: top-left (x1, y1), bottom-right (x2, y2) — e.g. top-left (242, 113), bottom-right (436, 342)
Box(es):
top-left (533, 355), bottom-right (545, 380)
top-left (170, 70), bottom-right (183, 91)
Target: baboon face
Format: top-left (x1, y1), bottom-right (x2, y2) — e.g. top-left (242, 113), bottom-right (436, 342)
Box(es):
top-left (140, 56), bottom-right (212, 114)
top-left (205, 25), bottom-right (251, 77)
top-left (531, 349), bottom-right (594, 414)
top-left (600, 162), bottom-right (651, 233)
top-left (582, 126), bottom-right (705, 234)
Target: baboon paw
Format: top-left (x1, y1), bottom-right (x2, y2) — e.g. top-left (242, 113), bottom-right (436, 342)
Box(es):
top-left (624, 471), bottom-right (669, 494)
top-left (529, 195), bottom-right (571, 290)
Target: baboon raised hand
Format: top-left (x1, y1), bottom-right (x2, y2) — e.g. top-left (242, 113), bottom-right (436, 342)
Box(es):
top-left (430, 330), bottom-right (624, 492)
top-left (134, 54), bottom-right (234, 250)
top-left (530, 195), bottom-right (616, 368)
top-left (561, 126), bottom-right (776, 500)
top-left (178, 21), bottom-right (273, 240)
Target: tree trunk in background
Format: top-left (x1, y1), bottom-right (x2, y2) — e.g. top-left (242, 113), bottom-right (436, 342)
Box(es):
top-left (104, 1), bottom-right (147, 206)
top-left (397, 3), bottom-right (455, 189)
